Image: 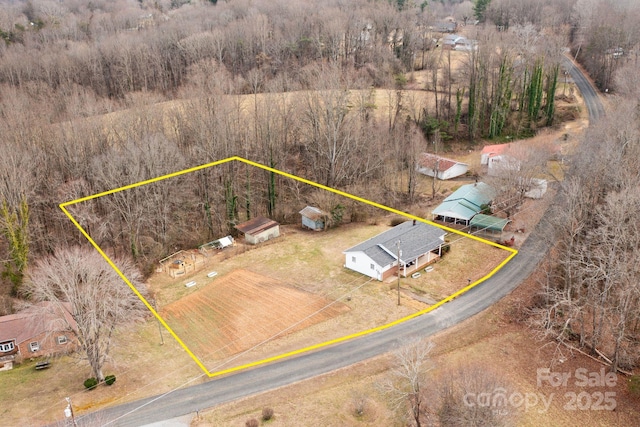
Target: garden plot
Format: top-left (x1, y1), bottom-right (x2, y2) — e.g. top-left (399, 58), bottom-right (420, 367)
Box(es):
top-left (160, 269), bottom-right (350, 365)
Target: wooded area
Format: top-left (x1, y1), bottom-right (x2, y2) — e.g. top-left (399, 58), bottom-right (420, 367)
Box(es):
top-left (536, 78), bottom-right (640, 372)
top-left (1, 0), bottom-right (640, 376)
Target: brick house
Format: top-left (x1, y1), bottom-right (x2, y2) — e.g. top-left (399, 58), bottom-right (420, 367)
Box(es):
top-left (0, 302), bottom-right (77, 369)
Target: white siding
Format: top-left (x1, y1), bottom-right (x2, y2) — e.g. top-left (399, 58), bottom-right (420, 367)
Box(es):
top-left (487, 155), bottom-right (520, 176)
top-left (246, 226), bottom-right (280, 244)
top-left (344, 251), bottom-right (396, 281)
top-left (440, 163), bottom-right (469, 180)
top-left (417, 163), bottom-right (468, 180)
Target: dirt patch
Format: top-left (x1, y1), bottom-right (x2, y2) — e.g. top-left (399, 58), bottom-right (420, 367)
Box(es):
top-left (195, 267), bottom-right (640, 427)
top-left (161, 269), bottom-right (350, 366)
top-left (142, 218), bottom-right (515, 375)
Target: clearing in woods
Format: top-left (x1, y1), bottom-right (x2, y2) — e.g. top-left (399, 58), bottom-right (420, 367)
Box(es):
top-left (160, 269), bottom-right (350, 367)
top-left (61, 157), bottom-right (516, 377)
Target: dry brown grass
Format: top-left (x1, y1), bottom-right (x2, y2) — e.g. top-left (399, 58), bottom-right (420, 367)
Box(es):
top-left (193, 268), bottom-right (640, 427)
top-left (5, 73), bottom-right (594, 426)
top-left (147, 219), bottom-right (511, 375)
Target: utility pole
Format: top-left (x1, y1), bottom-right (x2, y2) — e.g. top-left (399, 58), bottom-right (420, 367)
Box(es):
top-left (64, 397), bottom-right (78, 427)
top-left (431, 138), bottom-right (440, 199)
top-left (396, 240), bottom-right (402, 306)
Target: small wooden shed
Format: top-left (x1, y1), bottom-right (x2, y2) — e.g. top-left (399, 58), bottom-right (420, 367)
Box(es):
top-left (235, 216), bottom-right (280, 245)
top-left (299, 206), bottom-right (327, 231)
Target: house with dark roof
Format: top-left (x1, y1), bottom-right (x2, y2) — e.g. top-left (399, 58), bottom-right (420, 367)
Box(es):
top-left (299, 206), bottom-right (327, 231)
top-left (235, 216), bottom-right (280, 245)
top-left (343, 220), bottom-right (446, 281)
top-left (417, 153), bottom-right (469, 180)
top-left (0, 302), bottom-right (77, 370)
top-left (431, 182), bottom-right (495, 225)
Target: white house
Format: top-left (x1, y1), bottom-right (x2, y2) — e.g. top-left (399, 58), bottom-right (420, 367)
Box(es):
top-left (480, 143), bottom-right (521, 176)
top-left (344, 220), bottom-right (446, 281)
top-left (417, 153), bottom-right (469, 180)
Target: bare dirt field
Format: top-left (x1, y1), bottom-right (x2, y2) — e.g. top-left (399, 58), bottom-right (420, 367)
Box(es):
top-left (160, 269), bottom-right (350, 368)
top-left (194, 268), bottom-right (640, 427)
top-left (147, 216), bottom-right (512, 374)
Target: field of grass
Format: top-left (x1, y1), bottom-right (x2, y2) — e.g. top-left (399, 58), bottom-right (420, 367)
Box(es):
top-left (194, 269), bottom-right (640, 427)
top-left (145, 217), bottom-right (512, 376)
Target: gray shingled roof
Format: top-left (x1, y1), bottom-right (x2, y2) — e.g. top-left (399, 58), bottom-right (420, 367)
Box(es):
top-left (344, 221), bottom-right (446, 267)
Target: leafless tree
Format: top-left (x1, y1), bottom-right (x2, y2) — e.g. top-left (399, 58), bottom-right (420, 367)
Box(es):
top-left (24, 246), bottom-right (148, 382)
top-left (437, 363), bottom-right (512, 427)
top-left (486, 136), bottom-right (554, 218)
top-left (537, 92), bottom-right (640, 371)
top-left (379, 339), bottom-right (434, 427)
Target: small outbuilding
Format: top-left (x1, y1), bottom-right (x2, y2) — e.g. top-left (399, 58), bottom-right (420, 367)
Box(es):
top-left (469, 214), bottom-right (510, 234)
top-left (480, 143), bottom-right (522, 176)
top-left (442, 34), bottom-right (464, 49)
top-left (524, 178), bottom-right (548, 199)
top-left (235, 216), bottom-right (280, 245)
top-left (417, 153), bottom-right (469, 180)
top-left (299, 206), bottom-right (327, 231)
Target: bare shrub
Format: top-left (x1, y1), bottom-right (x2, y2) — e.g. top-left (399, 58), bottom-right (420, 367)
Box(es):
top-left (261, 407), bottom-right (274, 421)
top-left (378, 339), bottom-right (435, 427)
top-left (351, 391), bottom-right (369, 418)
top-left (245, 418), bottom-right (259, 427)
top-left (437, 363), bottom-right (514, 427)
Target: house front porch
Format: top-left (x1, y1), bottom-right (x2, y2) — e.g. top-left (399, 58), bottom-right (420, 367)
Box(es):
top-left (397, 251), bottom-right (440, 278)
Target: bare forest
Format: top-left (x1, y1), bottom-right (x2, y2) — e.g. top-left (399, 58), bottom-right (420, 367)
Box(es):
top-left (535, 61), bottom-right (640, 372)
top-left (0, 0), bottom-right (639, 373)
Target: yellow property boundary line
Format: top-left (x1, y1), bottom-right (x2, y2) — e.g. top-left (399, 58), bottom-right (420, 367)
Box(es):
top-left (60, 156), bottom-right (518, 378)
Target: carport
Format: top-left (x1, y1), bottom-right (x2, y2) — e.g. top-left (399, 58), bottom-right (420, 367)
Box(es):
top-left (469, 214), bottom-right (510, 234)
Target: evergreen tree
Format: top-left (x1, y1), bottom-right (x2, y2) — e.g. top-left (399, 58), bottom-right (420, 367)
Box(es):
top-left (474, 0), bottom-right (492, 23)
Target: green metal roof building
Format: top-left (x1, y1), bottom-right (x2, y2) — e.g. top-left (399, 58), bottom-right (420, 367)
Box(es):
top-left (469, 214), bottom-right (510, 233)
top-left (432, 182), bottom-right (496, 225)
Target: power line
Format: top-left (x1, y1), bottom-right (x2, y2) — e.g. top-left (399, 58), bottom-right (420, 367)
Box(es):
top-left (30, 188), bottom-right (551, 425)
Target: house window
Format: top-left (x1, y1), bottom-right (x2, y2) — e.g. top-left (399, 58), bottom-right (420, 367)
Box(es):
top-left (29, 342), bottom-right (40, 352)
top-left (57, 335), bottom-right (68, 345)
top-left (0, 341), bottom-right (15, 353)
top-left (351, 256), bottom-right (356, 263)
top-left (370, 263), bottom-right (375, 270)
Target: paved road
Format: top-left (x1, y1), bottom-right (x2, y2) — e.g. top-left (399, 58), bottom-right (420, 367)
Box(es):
top-left (78, 57), bottom-right (604, 427)
top-left (563, 56), bottom-right (605, 122)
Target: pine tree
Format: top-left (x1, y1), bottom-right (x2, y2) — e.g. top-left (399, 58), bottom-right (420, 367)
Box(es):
top-left (474, 0), bottom-right (492, 23)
